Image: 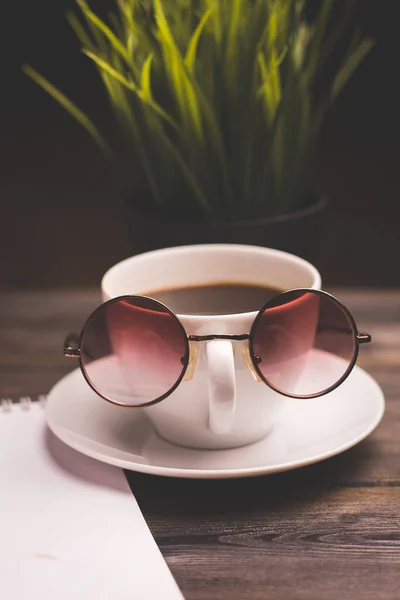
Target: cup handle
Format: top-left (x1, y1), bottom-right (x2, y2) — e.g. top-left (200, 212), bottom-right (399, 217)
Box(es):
top-left (206, 340), bottom-right (236, 435)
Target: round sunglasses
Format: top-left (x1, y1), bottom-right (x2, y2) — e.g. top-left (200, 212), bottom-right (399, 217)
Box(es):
top-left (64, 288), bottom-right (371, 408)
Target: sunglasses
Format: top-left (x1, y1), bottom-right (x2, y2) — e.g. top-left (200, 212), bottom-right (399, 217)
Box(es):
top-left (64, 288), bottom-right (371, 408)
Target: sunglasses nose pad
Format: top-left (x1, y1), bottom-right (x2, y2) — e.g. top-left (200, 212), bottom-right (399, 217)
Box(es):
top-left (242, 347), bottom-right (263, 383)
top-left (183, 342), bottom-right (199, 381)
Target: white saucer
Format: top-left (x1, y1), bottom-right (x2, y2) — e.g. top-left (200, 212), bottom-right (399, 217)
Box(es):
top-left (46, 366), bottom-right (385, 480)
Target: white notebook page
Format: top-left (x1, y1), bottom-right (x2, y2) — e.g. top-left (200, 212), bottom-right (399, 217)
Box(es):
top-left (0, 403), bottom-right (184, 600)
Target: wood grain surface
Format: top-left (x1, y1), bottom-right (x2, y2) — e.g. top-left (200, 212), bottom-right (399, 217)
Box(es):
top-left (1, 288), bottom-right (399, 600)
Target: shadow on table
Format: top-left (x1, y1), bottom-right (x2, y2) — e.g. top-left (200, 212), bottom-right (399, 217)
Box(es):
top-left (126, 439), bottom-right (378, 516)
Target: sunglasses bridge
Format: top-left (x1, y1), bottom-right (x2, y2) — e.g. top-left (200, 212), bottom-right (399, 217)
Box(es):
top-left (184, 333), bottom-right (263, 383)
top-left (188, 334), bottom-right (250, 342)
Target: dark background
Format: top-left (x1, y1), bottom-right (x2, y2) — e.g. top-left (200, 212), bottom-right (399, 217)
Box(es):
top-left (1, 0), bottom-right (399, 289)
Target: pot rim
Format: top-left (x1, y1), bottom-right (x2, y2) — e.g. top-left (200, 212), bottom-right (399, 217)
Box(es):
top-left (222, 192), bottom-right (328, 228)
top-left (128, 190), bottom-right (328, 228)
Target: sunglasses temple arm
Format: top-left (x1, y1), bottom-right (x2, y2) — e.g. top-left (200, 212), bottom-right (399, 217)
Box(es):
top-left (357, 332), bottom-right (372, 344)
top-left (64, 333), bottom-right (81, 358)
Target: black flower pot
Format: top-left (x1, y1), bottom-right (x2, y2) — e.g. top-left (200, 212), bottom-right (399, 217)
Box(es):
top-left (125, 191), bottom-right (327, 261)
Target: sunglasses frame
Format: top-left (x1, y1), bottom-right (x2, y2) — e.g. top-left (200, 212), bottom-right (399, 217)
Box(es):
top-left (65, 295), bottom-right (191, 408)
top-left (248, 288), bottom-right (370, 400)
top-left (64, 288), bottom-right (371, 408)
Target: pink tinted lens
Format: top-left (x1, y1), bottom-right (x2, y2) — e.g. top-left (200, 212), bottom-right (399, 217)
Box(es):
top-left (80, 297), bottom-right (188, 406)
top-left (251, 290), bottom-right (357, 397)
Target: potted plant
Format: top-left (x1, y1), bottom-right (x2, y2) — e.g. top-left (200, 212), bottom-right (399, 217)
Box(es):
top-left (24, 0), bottom-right (373, 260)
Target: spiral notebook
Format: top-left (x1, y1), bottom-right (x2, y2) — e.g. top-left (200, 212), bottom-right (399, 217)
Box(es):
top-left (0, 396), bottom-right (184, 600)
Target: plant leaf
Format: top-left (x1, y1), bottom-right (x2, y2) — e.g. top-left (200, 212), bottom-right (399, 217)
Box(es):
top-left (305, 0), bottom-right (333, 80)
top-left (83, 50), bottom-right (136, 90)
top-left (226, 0), bottom-right (243, 92)
top-left (154, 0), bottom-right (203, 140)
top-left (140, 53), bottom-right (154, 101)
top-left (84, 49), bottom-right (179, 131)
top-left (332, 38), bottom-right (375, 99)
top-left (185, 6), bottom-right (213, 73)
top-left (66, 11), bottom-right (95, 51)
top-left (22, 65), bottom-right (109, 155)
top-left (138, 54), bottom-right (179, 128)
top-left (76, 0), bottom-right (130, 63)
top-left (257, 52), bottom-right (281, 125)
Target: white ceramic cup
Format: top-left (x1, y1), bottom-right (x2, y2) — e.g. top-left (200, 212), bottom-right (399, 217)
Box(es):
top-left (102, 244), bottom-right (321, 449)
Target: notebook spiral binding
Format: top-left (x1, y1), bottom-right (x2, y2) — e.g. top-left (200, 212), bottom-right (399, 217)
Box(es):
top-left (1, 395), bottom-right (47, 412)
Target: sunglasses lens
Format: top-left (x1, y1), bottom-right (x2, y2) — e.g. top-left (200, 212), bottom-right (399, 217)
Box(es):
top-left (80, 297), bottom-right (188, 406)
top-left (251, 290), bottom-right (357, 397)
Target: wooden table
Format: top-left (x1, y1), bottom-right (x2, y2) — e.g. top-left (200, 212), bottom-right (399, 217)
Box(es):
top-left (1, 288), bottom-right (399, 600)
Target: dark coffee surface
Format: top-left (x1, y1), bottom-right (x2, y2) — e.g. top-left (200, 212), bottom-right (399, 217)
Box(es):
top-left (145, 282), bottom-right (283, 315)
